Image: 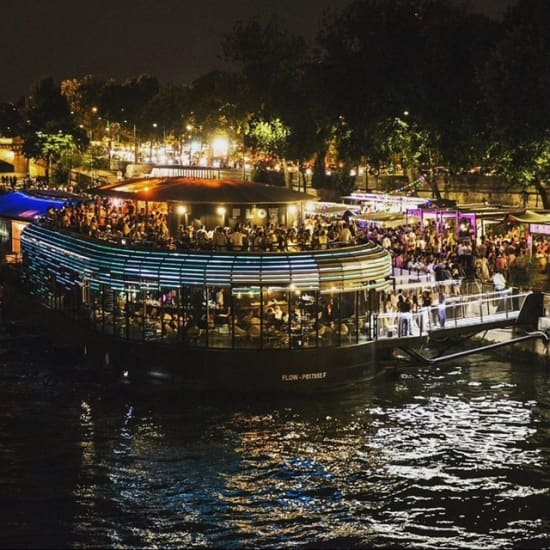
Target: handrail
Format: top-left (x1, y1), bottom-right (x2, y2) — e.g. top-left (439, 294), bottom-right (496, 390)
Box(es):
top-left (400, 330), bottom-right (549, 365)
top-left (373, 289), bottom-right (531, 339)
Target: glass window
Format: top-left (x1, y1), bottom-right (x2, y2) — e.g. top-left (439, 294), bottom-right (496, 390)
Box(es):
top-left (317, 293), bottom-right (338, 347)
top-left (143, 289), bottom-right (162, 342)
top-left (289, 289), bottom-right (314, 349)
top-left (160, 287), bottom-right (180, 343)
top-left (89, 287), bottom-right (102, 331)
top-left (233, 287), bottom-right (261, 349)
top-left (185, 286), bottom-right (208, 347)
top-left (357, 289), bottom-right (371, 341)
top-left (114, 289), bottom-right (128, 339)
top-left (126, 286), bottom-right (143, 340)
top-left (263, 287), bottom-right (289, 349)
top-left (102, 286), bottom-right (115, 336)
top-left (339, 291), bottom-right (358, 345)
top-left (207, 286), bottom-right (231, 348)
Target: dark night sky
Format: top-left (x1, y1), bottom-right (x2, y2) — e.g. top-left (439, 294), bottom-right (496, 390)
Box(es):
top-left (0, 0), bottom-right (515, 103)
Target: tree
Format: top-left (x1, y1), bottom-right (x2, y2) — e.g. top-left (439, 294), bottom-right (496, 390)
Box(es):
top-left (141, 83), bottom-right (191, 140)
top-left (0, 102), bottom-right (25, 137)
top-left (221, 17), bottom-right (322, 186)
top-left (221, 17), bottom-right (307, 119)
top-left (479, 0), bottom-right (550, 206)
top-left (489, 138), bottom-right (550, 209)
top-left (247, 119), bottom-right (289, 156)
top-left (99, 75), bottom-right (160, 147)
top-left (61, 75), bottom-right (105, 129)
top-left (246, 118), bottom-right (290, 185)
top-left (24, 78), bottom-right (75, 133)
top-left (21, 77), bottom-right (87, 180)
top-left (31, 131), bottom-right (80, 184)
top-left (316, 0), bottom-right (497, 194)
top-left (185, 71), bottom-right (249, 166)
top-left (377, 115), bottom-right (443, 199)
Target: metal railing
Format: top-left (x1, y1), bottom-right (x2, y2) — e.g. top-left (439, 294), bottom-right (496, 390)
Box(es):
top-left (372, 289), bottom-right (530, 340)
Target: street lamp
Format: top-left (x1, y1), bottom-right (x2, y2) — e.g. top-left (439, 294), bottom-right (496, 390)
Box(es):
top-left (90, 107), bottom-right (98, 183)
top-left (151, 123), bottom-right (158, 162)
top-left (133, 123), bottom-right (137, 163)
top-left (105, 120), bottom-right (112, 168)
top-left (122, 108), bottom-right (138, 163)
top-left (211, 136), bottom-right (229, 167)
top-left (242, 154), bottom-right (248, 181)
top-left (185, 124), bottom-right (196, 165)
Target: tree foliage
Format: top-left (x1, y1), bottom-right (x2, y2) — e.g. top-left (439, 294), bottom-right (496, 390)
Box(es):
top-left (246, 119), bottom-right (290, 158)
top-left (0, 102), bottom-right (25, 137)
top-left (29, 131), bottom-right (80, 183)
top-left (479, 0), bottom-right (550, 206)
top-left (0, 0), bottom-right (548, 202)
top-left (21, 77), bottom-right (87, 166)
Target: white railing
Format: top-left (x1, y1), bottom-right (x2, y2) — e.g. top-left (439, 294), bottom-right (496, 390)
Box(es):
top-left (391, 271), bottom-right (462, 292)
top-left (373, 289), bottom-right (530, 339)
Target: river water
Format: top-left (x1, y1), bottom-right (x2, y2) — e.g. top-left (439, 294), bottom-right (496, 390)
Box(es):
top-left (1, 342), bottom-right (549, 549)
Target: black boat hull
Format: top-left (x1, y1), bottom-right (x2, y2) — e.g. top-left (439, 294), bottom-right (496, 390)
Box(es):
top-left (2, 274), bottom-right (384, 393)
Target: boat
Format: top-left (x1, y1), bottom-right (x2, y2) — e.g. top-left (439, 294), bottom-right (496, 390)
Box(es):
top-left (1, 178), bottom-right (546, 393)
top-left (0, 177), bottom-right (393, 392)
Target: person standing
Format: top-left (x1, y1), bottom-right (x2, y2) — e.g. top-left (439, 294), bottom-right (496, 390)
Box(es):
top-left (492, 270), bottom-right (506, 292)
top-left (229, 225), bottom-right (245, 251)
top-left (338, 222), bottom-right (353, 246)
top-left (492, 270), bottom-right (507, 312)
top-left (397, 294), bottom-right (411, 336)
top-left (437, 290), bottom-right (446, 328)
top-left (478, 256), bottom-right (491, 283)
top-left (420, 290), bottom-right (432, 334)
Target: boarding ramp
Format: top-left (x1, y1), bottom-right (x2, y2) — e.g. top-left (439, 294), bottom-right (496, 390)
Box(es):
top-left (373, 288), bottom-right (537, 340)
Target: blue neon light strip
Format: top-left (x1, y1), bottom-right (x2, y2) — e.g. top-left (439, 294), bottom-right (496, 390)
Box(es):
top-left (21, 224), bottom-right (393, 292)
top-left (0, 191), bottom-right (72, 220)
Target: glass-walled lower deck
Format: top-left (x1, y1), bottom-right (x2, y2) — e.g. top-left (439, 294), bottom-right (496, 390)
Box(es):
top-left (83, 283), bottom-right (378, 349)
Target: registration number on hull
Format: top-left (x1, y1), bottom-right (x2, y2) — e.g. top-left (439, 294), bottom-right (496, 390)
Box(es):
top-left (282, 372), bottom-right (327, 382)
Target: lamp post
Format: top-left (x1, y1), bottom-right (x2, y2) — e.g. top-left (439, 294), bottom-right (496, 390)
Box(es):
top-left (133, 123), bottom-right (138, 163)
top-left (106, 120), bottom-right (112, 169)
top-left (151, 123), bottom-right (157, 162)
top-left (151, 122), bottom-right (166, 163)
top-left (186, 124), bottom-right (193, 165)
top-left (90, 106), bottom-right (98, 183)
top-left (121, 107), bottom-right (138, 163)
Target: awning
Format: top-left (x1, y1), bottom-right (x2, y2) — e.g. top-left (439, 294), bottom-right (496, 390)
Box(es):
top-left (505, 210), bottom-right (550, 224)
top-left (305, 202), bottom-right (362, 217)
top-left (354, 211), bottom-right (408, 228)
top-left (92, 177), bottom-right (316, 204)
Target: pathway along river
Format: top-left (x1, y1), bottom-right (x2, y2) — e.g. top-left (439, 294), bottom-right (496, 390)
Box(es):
top-left (0, 338), bottom-right (549, 549)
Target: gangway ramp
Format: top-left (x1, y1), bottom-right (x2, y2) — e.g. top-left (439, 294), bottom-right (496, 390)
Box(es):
top-left (393, 291), bottom-right (548, 365)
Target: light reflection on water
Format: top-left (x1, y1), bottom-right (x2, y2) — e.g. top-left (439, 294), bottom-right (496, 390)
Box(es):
top-left (1, 351), bottom-right (549, 549)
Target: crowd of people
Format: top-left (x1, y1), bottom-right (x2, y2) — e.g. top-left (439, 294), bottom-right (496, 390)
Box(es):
top-left (42, 196), bottom-right (535, 292)
top-left (36, 194), bottom-right (545, 341)
top-left (0, 174), bottom-right (54, 192)
top-left (0, 175), bottom-right (19, 189)
top-left (42, 197), bottom-right (366, 252)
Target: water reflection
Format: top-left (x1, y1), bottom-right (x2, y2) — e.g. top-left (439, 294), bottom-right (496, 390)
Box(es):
top-left (1, 352), bottom-right (549, 549)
